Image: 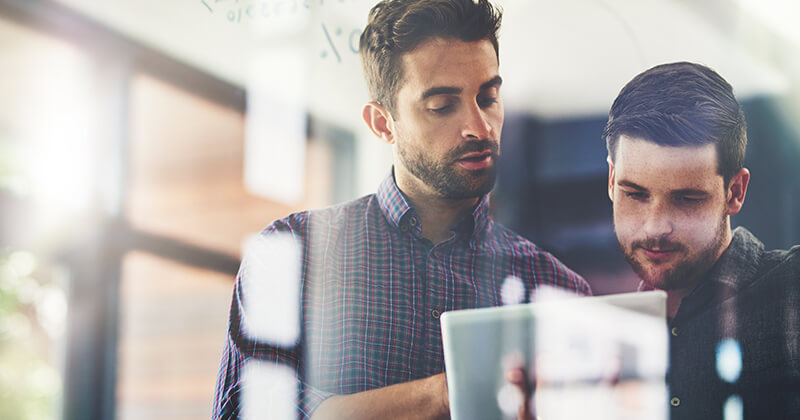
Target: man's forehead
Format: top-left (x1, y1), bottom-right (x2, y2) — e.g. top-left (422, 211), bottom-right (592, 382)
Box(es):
top-left (615, 135), bottom-right (723, 189)
top-left (616, 135), bottom-right (717, 164)
top-left (398, 37), bottom-right (499, 91)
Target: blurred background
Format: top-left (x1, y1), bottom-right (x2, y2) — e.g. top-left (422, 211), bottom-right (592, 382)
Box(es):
top-left (0, 0), bottom-right (797, 419)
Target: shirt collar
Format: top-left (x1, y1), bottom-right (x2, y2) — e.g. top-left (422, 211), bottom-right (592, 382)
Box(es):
top-left (377, 170), bottom-right (413, 229)
top-left (669, 227), bottom-right (764, 324)
top-left (464, 193), bottom-right (491, 248)
top-left (376, 169), bottom-right (492, 246)
top-left (704, 226), bottom-right (764, 292)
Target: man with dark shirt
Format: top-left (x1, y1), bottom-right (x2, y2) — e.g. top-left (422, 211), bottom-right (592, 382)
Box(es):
top-left (604, 61), bottom-right (800, 419)
top-left (213, 1), bottom-right (589, 419)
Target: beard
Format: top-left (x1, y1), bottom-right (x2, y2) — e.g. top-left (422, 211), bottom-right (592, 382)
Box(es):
top-left (618, 212), bottom-right (727, 292)
top-left (397, 138), bottom-right (499, 200)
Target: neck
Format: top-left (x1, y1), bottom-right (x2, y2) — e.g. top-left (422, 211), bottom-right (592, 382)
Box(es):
top-left (398, 188), bottom-right (480, 245)
top-left (411, 194), bottom-right (479, 244)
top-left (666, 289), bottom-right (692, 319)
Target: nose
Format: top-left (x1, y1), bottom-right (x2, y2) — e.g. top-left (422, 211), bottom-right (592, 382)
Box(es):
top-left (461, 103), bottom-right (493, 140)
top-left (642, 200), bottom-right (674, 238)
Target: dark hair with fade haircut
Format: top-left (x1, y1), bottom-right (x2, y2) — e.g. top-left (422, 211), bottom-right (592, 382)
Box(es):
top-left (359, 0), bottom-right (502, 115)
top-left (603, 61), bottom-right (747, 186)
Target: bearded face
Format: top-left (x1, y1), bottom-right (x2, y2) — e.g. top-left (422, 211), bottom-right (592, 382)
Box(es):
top-left (609, 136), bottom-right (736, 293)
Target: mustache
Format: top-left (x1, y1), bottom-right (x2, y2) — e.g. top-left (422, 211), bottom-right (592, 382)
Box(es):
top-left (632, 237), bottom-right (684, 252)
top-left (449, 139), bottom-right (499, 160)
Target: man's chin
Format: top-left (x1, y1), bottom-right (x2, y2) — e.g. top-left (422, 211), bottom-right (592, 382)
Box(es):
top-left (632, 267), bottom-right (665, 290)
top-left (640, 276), bottom-right (671, 291)
top-left (629, 259), bottom-right (675, 291)
top-left (457, 166), bottom-right (494, 183)
top-left (440, 173), bottom-right (495, 199)
top-left (636, 265), bottom-right (700, 292)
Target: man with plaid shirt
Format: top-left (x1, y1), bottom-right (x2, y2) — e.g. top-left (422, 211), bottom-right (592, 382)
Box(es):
top-left (213, 1), bottom-right (589, 418)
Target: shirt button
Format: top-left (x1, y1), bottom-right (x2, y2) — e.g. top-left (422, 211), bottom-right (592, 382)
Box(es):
top-left (409, 216), bottom-right (418, 227)
top-left (431, 309), bottom-right (441, 320)
top-left (671, 327), bottom-right (680, 337)
top-left (670, 397), bottom-right (681, 407)
top-left (400, 224), bottom-right (409, 233)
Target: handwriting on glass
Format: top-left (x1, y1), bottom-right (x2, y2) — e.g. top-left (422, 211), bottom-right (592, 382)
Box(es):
top-left (201, 0), bottom-right (362, 63)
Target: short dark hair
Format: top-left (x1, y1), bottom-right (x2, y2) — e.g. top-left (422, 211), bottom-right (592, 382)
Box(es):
top-left (359, 0), bottom-right (502, 114)
top-left (603, 61), bottom-right (747, 186)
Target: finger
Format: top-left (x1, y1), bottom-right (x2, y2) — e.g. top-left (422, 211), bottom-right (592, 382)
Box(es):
top-left (506, 367), bottom-right (535, 420)
top-left (506, 367), bottom-right (527, 389)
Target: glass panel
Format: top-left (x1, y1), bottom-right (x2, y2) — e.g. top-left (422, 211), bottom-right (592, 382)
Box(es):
top-left (0, 16), bottom-right (96, 420)
top-left (116, 251), bottom-right (232, 420)
top-left (126, 73), bottom-right (336, 258)
top-left (0, 251), bottom-right (68, 420)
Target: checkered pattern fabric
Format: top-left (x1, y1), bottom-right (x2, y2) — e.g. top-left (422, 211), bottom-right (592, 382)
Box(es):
top-left (213, 172), bottom-right (590, 419)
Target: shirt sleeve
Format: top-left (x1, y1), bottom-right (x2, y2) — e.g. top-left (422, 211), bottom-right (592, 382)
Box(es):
top-left (212, 268), bottom-right (335, 420)
top-left (535, 250), bottom-right (593, 297)
top-left (212, 220), bottom-right (334, 420)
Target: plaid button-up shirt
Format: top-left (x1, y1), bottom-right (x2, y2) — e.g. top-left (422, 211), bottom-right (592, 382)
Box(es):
top-left (213, 172), bottom-right (590, 419)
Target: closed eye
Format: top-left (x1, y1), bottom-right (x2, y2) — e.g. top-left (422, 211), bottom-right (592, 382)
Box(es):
top-left (624, 191), bottom-right (648, 201)
top-left (429, 104), bottom-right (454, 115)
top-left (477, 95), bottom-right (498, 108)
top-left (676, 195), bottom-right (705, 204)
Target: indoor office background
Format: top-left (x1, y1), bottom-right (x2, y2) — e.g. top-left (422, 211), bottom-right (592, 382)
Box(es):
top-left (0, 0), bottom-right (797, 419)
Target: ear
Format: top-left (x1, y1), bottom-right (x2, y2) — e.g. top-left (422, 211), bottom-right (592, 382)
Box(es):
top-left (725, 167), bottom-right (750, 215)
top-left (607, 155), bottom-right (616, 202)
top-left (362, 101), bottom-right (395, 144)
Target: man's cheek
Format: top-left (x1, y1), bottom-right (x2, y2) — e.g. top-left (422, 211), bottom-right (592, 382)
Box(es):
top-left (613, 205), bottom-right (640, 235)
top-left (673, 214), bottom-right (713, 239)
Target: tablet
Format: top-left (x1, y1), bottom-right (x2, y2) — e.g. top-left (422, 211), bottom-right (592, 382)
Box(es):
top-left (440, 289), bottom-right (668, 420)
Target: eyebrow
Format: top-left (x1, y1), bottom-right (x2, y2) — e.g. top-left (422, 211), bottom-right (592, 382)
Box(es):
top-left (481, 75), bottom-right (503, 91)
top-left (419, 75), bottom-right (503, 100)
top-left (617, 180), bottom-right (647, 191)
top-left (421, 86), bottom-right (461, 100)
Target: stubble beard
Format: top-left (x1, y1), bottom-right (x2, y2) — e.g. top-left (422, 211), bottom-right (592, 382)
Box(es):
top-left (617, 213), bottom-right (728, 292)
top-left (398, 138), bottom-right (499, 200)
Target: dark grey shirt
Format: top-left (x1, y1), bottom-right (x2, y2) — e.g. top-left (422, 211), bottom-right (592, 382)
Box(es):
top-left (667, 227), bottom-right (800, 419)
